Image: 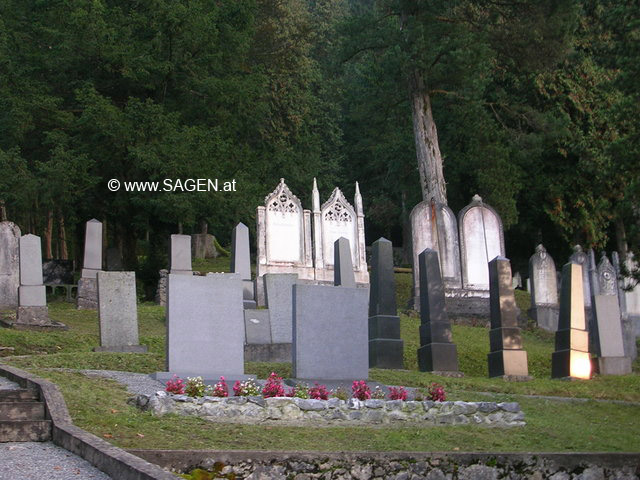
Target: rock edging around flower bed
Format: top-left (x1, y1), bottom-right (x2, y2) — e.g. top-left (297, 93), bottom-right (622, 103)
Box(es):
top-left (132, 392), bottom-right (526, 427)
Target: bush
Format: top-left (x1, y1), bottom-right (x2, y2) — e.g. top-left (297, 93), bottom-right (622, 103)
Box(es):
top-left (262, 372), bottom-right (286, 398)
top-left (165, 375), bottom-right (185, 395)
top-left (352, 380), bottom-right (371, 400)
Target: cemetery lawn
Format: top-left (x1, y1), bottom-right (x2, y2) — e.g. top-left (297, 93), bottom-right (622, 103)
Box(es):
top-left (1, 300), bottom-right (639, 453)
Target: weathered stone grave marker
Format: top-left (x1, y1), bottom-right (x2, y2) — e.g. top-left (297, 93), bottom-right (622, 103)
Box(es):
top-left (0, 221), bottom-right (20, 309)
top-left (77, 219), bottom-right (103, 309)
top-left (528, 244), bottom-right (559, 332)
top-left (231, 222), bottom-right (256, 309)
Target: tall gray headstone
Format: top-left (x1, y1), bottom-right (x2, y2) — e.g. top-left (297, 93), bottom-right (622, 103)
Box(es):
top-left (487, 256), bottom-right (529, 378)
top-left (334, 237), bottom-right (356, 288)
top-left (292, 283), bottom-right (369, 380)
top-left (612, 252), bottom-right (638, 362)
top-left (244, 309), bottom-right (272, 344)
top-left (94, 271), bottom-right (146, 353)
top-left (591, 254), bottom-right (631, 375)
top-left (368, 238), bottom-right (404, 369)
top-left (551, 263), bottom-right (591, 379)
top-left (154, 273), bottom-right (252, 383)
top-left (77, 219), bottom-right (103, 310)
top-left (0, 221), bottom-right (20, 308)
top-left (416, 249), bottom-right (459, 374)
top-left (264, 273), bottom-right (298, 344)
top-left (231, 222), bottom-right (256, 309)
top-left (528, 244), bottom-right (560, 332)
top-left (169, 234), bottom-right (192, 274)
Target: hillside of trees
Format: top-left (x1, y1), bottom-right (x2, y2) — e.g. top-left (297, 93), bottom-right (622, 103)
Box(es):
top-left (1, 0), bottom-right (638, 292)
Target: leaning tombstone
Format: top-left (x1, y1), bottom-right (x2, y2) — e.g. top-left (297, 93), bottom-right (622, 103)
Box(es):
top-left (591, 253), bottom-right (631, 375)
top-left (528, 244), bottom-right (560, 332)
top-left (77, 219), bottom-right (103, 310)
top-left (416, 249), bottom-right (460, 375)
top-left (94, 271), bottom-right (146, 353)
top-left (368, 238), bottom-right (404, 369)
top-left (231, 222), bottom-right (256, 309)
top-left (551, 263), bottom-right (591, 379)
top-left (487, 257), bottom-right (529, 379)
top-left (0, 221), bottom-right (20, 309)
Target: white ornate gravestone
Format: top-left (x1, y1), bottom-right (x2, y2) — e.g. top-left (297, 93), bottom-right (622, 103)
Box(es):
top-left (77, 219), bottom-right (103, 310)
top-left (0, 221), bottom-right (20, 309)
top-left (409, 199), bottom-right (461, 310)
top-left (528, 244), bottom-right (560, 332)
top-left (313, 181), bottom-right (368, 284)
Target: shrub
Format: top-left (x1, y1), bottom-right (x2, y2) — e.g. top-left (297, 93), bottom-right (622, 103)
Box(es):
top-left (233, 379), bottom-right (261, 397)
top-left (352, 380), bottom-right (371, 400)
top-left (165, 375), bottom-right (185, 395)
top-left (309, 383), bottom-right (330, 400)
top-left (332, 386), bottom-right (348, 401)
top-left (291, 383), bottom-right (310, 399)
top-left (185, 377), bottom-right (206, 397)
top-left (211, 376), bottom-right (228, 397)
top-left (428, 383), bottom-right (446, 402)
top-left (388, 386), bottom-right (408, 401)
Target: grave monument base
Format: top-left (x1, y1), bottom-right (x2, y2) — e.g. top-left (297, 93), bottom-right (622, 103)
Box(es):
top-left (551, 349), bottom-right (591, 379)
top-left (595, 356), bottom-right (632, 376)
top-left (77, 277), bottom-right (98, 309)
top-left (488, 350), bottom-right (529, 378)
top-left (417, 343), bottom-right (459, 373)
top-left (529, 305), bottom-right (560, 332)
top-left (244, 343), bottom-right (292, 363)
top-left (369, 338), bottom-right (404, 369)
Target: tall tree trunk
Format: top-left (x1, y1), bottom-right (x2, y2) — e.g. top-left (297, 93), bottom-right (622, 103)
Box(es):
top-left (615, 216), bottom-right (628, 263)
top-left (44, 210), bottom-right (54, 259)
top-left (200, 220), bottom-right (208, 234)
top-left (409, 70), bottom-right (447, 205)
top-left (58, 213), bottom-right (68, 260)
top-left (0, 200), bottom-right (6, 221)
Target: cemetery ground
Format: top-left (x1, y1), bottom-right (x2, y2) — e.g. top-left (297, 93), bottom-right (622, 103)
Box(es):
top-left (0, 263), bottom-right (639, 455)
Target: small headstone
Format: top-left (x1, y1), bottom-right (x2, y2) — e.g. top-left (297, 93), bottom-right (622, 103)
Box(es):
top-left (0, 221), bottom-right (20, 308)
top-left (94, 272), bottom-right (146, 353)
top-left (334, 237), bottom-right (356, 288)
top-left (231, 223), bottom-right (256, 309)
top-left (154, 273), bottom-right (252, 383)
top-left (487, 257), bottom-right (529, 378)
top-left (77, 219), bottom-right (103, 310)
top-left (292, 283), bottom-right (369, 380)
top-left (416, 249), bottom-right (460, 374)
top-left (106, 247), bottom-right (123, 271)
top-left (244, 310), bottom-right (272, 344)
top-left (528, 244), bottom-right (560, 332)
top-left (169, 234), bottom-right (192, 274)
top-left (551, 263), bottom-right (591, 379)
top-left (264, 273), bottom-right (298, 344)
top-left (368, 238), bottom-right (404, 369)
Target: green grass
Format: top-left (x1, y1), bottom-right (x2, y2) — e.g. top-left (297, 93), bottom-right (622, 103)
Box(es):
top-left (1, 289), bottom-right (640, 452)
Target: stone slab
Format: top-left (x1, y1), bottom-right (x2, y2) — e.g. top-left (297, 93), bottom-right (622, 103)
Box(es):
top-left (417, 342), bottom-right (459, 372)
top-left (82, 219), bottom-right (103, 271)
top-left (165, 273), bottom-right (246, 378)
top-left (334, 237), bottom-right (356, 288)
top-left (292, 284), bottom-right (368, 380)
top-left (106, 247), bottom-right (123, 271)
top-left (369, 238), bottom-right (397, 316)
top-left (528, 305), bottom-right (559, 332)
top-left (42, 260), bottom-right (74, 285)
top-left (169, 235), bottom-right (192, 273)
top-left (244, 309), bottom-right (272, 344)
top-left (555, 328), bottom-right (589, 353)
top-left (264, 273), bottom-right (298, 344)
top-left (15, 306), bottom-right (52, 326)
top-left (97, 271), bottom-right (141, 349)
top-left (18, 285), bottom-right (46, 307)
top-left (593, 295), bottom-right (625, 358)
top-left (551, 349), bottom-right (592, 379)
top-left (0, 221), bottom-right (20, 308)
top-left (76, 277), bottom-right (97, 310)
top-left (244, 343), bottom-right (292, 363)
top-left (19, 234), bottom-right (43, 286)
top-left (368, 315), bottom-right (401, 340)
top-left (369, 338), bottom-right (404, 369)
top-left (488, 350), bottom-right (529, 377)
top-left (231, 223), bottom-right (251, 281)
top-left (597, 356), bottom-right (632, 376)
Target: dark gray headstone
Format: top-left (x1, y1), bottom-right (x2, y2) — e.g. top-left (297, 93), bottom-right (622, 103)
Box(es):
top-left (416, 249), bottom-right (459, 373)
top-left (293, 284), bottom-right (368, 380)
top-left (106, 247), bottom-right (123, 271)
top-left (0, 221), bottom-right (21, 308)
top-left (264, 273), bottom-right (298, 344)
top-left (368, 238), bottom-right (403, 369)
top-left (42, 260), bottom-right (74, 285)
top-left (334, 237), bottom-right (356, 288)
top-left (551, 262), bottom-right (591, 379)
top-left (487, 257), bottom-right (529, 378)
top-left (244, 309), bottom-right (272, 344)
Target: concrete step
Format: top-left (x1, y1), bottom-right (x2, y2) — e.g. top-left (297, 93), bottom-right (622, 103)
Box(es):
top-left (0, 389), bottom-right (39, 402)
top-left (0, 401), bottom-right (46, 421)
top-left (0, 420), bottom-right (52, 442)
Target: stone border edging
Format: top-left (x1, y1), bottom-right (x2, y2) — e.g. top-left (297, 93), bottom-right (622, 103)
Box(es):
top-left (0, 362), bottom-right (180, 480)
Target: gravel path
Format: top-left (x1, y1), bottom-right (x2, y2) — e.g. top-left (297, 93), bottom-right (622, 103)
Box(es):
top-left (79, 369), bottom-right (165, 396)
top-left (0, 442), bottom-right (112, 479)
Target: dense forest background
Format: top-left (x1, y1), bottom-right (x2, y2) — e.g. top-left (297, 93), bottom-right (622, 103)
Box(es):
top-left (1, 0), bottom-right (638, 291)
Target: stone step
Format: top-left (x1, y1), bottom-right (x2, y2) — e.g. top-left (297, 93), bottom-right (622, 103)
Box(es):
top-left (0, 401), bottom-right (46, 421)
top-left (0, 389), bottom-right (39, 402)
top-left (0, 420), bottom-right (52, 442)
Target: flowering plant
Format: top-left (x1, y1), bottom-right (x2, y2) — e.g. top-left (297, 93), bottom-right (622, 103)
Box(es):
top-left (165, 375), bottom-right (185, 395)
top-left (371, 386), bottom-right (386, 400)
top-left (185, 376), bottom-right (207, 397)
top-left (262, 372), bottom-right (286, 398)
top-left (351, 380), bottom-right (371, 401)
top-left (388, 386), bottom-right (408, 401)
top-left (211, 376), bottom-right (228, 397)
top-left (332, 386), bottom-right (348, 401)
top-left (290, 383), bottom-right (310, 399)
top-left (233, 379), bottom-right (261, 397)
top-left (309, 383), bottom-right (330, 400)
top-left (428, 382), bottom-right (446, 402)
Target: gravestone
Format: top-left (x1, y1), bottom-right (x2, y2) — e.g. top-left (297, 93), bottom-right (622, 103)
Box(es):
top-left (15, 234), bottom-right (63, 328)
top-left (42, 260), bottom-right (74, 285)
top-left (591, 254), bottom-right (631, 375)
top-left (569, 245), bottom-right (592, 314)
top-left (410, 199), bottom-right (461, 310)
top-left (264, 273), bottom-right (298, 344)
top-left (368, 238), bottom-right (404, 369)
top-left (244, 310), bottom-right (272, 344)
top-left (487, 257), bottom-right (529, 378)
top-left (292, 283), bottom-right (368, 380)
top-left (0, 221), bottom-right (20, 308)
top-left (313, 182), bottom-right (369, 284)
top-left (155, 269), bottom-right (168, 306)
top-left (231, 222), bottom-right (256, 309)
top-left (621, 254), bottom-right (640, 339)
top-left (77, 219), bottom-right (103, 310)
top-left (256, 179), bottom-right (314, 305)
top-left (416, 249), bottom-right (460, 374)
top-left (154, 273), bottom-right (252, 383)
top-left (94, 272), bottom-right (146, 353)
top-left (612, 252), bottom-right (638, 361)
top-left (551, 262), bottom-right (591, 379)
top-left (191, 233), bottom-right (218, 260)
top-left (106, 247), bottom-right (123, 271)
top-left (512, 271), bottom-right (522, 289)
top-left (169, 234), bottom-right (192, 274)
top-left (528, 244), bottom-right (560, 332)
top-left (334, 237), bottom-right (356, 288)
